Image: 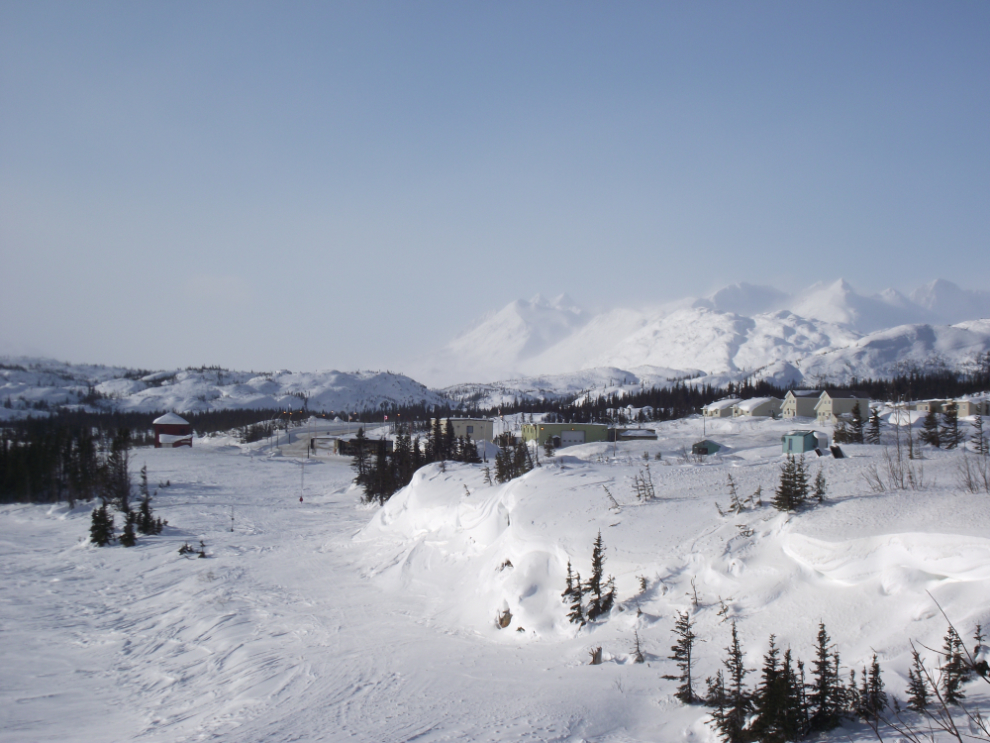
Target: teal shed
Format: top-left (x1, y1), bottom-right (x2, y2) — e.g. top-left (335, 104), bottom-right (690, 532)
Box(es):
top-left (692, 439), bottom-right (721, 456)
top-left (781, 430), bottom-right (827, 454)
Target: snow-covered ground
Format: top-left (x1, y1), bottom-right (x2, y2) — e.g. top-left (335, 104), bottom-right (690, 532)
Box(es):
top-left (3, 414), bottom-right (989, 742)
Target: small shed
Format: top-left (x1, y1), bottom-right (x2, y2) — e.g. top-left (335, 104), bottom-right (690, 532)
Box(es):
top-left (781, 430), bottom-right (828, 455)
top-left (153, 413), bottom-right (192, 448)
top-left (691, 439), bottom-right (721, 456)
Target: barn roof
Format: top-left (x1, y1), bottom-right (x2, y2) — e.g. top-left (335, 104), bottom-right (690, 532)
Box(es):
top-left (153, 412), bottom-right (190, 425)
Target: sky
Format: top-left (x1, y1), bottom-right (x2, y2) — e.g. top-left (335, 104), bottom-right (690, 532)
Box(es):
top-left (1, 1), bottom-right (988, 373)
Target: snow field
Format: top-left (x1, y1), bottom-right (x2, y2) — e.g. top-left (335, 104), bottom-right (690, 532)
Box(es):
top-left (2, 414), bottom-right (990, 742)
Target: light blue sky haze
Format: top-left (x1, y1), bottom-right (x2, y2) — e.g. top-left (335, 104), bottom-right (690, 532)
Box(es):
top-left (1, 2), bottom-right (987, 371)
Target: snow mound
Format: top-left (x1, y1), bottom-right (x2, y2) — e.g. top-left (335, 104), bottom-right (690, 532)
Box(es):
top-left (784, 533), bottom-right (990, 594)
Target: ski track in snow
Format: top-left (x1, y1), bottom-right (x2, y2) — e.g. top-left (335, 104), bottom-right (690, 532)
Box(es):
top-left (3, 416), bottom-right (990, 742)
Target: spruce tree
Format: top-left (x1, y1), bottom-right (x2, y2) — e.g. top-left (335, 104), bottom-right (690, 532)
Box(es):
top-left (940, 402), bottom-right (963, 449)
top-left (721, 621), bottom-right (751, 743)
top-left (906, 647), bottom-right (929, 711)
top-left (351, 427), bottom-right (369, 482)
top-left (858, 653), bottom-right (887, 721)
top-left (809, 622), bottom-right (841, 731)
top-left (750, 635), bottom-right (782, 741)
top-left (89, 504), bottom-right (115, 546)
top-left (865, 406), bottom-right (883, 445)
top-left (920, 408), bottom-right (941, 448)
top-left (812, 468), bottom-right (827, 504)
top-left (941, 625), bottom-right (967, 705)
top-left (972, 415), bottom-right (988, 456)
top-left (850, 402), bottom-right (865, 443)
top-left (567, 571), bottom-right (585, 625)
top-left (663, 610), bottom-right (699, 704)
top-left (774, 455), bottom-right (808, 512)
top-left (119, 510), bottom-right (137, 547)
top-left (586, 531), bottom-right (607, 620)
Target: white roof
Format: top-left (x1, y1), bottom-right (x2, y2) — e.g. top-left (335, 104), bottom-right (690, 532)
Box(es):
top-left (153, 412), bottom-right (190, 425)
top-left (703, 398), bottom-right (739, 411)
top-left (734, 397), bottom-right (779, 412)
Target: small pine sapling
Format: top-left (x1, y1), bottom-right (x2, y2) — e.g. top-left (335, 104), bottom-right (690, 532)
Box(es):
top-left (632, 629), bottom-right (645, 663)
top-left (941, 625), bottom-right (967, 705)
top-left (119, 511), bottom-right (137, 547)
top-left (727, 474), bottom-right (742, 513)
top-left (812, 468), bottom-right (827, 503)
top-left (905, 646), bottom-right (930, 711)
top-left (663, 610), bottom-right (699, 704)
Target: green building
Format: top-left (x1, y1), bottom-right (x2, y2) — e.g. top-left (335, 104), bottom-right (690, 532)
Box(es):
top-left (520, 422), bottom-right (608, 448)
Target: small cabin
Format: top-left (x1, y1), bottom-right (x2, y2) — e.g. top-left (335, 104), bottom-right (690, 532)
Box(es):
top-left (153, 413), bottom-right (192, 448)
top-left (781, 430), bottom-right (828, 455)
top-left (691, 439), bottom-right (721, 456)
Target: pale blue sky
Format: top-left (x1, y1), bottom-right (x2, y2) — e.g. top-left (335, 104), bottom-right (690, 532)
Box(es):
top-left (1, 2), bottom-right (988, 372)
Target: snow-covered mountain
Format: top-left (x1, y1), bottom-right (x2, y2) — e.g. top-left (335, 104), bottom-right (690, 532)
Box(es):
top-left (413, 278), bottom-right (990, 392)
top-left (405, 294), bottom-right (588, 387)
top-left (0, 360), bottom-right (447, 420)
top-left (911, 279), bottom-right (990, 325)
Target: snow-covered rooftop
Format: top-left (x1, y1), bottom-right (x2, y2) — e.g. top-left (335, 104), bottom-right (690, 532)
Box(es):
top-left (702, 398), bottom-right (739, 411)
top-left (153, 412), bottom-right (190, 425)
top-left (733, 396), bottom-right (778, 411)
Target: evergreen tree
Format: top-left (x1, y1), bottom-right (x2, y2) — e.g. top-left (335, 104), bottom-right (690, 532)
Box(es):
top-left (940, 402), bottom-right (963, 449)
top-left (857, 653), bottom-right (887, 721)
top-left (720, 621), bottom-right (752, 743)
top-left (567, 571), bottom-right (585, 626)
top-left (920, 408), bottom-right (941, 448)
top-left (462, 434), bottom-right (481, 464)
top-left (102, 428), bottom-right (132, 511)
top-left (773, 455), bottom-right (809, 512)
top-left (809, 622), bottom-right (842, 731)
top-left (906, 647), bottom-right (929, 711)
top-left (562, 559), bottom-right (574, 598)
top-left (833, 417), bottom-right (853, 444)
top-left (663, 610), bottom-right (699, 704)
top-left (812, 468), bottom-right (827, 504)
top-left (865, 406), bottom-right (883, 444)
top-left (543, 436), bottom-right (555, 458)
top-left (89, 504), bottom-right (115, 546)
top-left (600, 576), bottom-right (616, 616)
top-left (351, 427), bottom-right (369, 482)
top-left (586, 531), bottom-right (607, 620)
top-left (972, 415), bottom-right (989, 456)
top-left (119, 510), bottom-right (137, 547)
top-left (941, 625), bottom-right (967, 705)
top-left (443, 420), bottom-right (456, 462)
top-left (750, 638), bottom-right (805, 742)
top-left (850, 402), bottom-right (865, 443)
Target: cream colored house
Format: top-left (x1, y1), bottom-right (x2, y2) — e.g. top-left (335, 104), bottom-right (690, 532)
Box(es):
top-left (781, 390), bottom-right (823, 418)
top-left (815, 390), bottom-right (871, 425)
top-left (915, 400), bottom-right (946, 414)
top-left (955, 399), bottom-right (988, 417)
top-left (703, 398), bottom-right (739, 418)
top-left (732, 397), bottom-right (782, 418)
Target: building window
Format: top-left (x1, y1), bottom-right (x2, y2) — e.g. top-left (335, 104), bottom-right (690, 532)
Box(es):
top-left (466, 426), bottom-right (473, 434)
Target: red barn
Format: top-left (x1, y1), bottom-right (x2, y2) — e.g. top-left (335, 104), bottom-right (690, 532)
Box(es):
top-left (153, 413), bottom-right (193, 448)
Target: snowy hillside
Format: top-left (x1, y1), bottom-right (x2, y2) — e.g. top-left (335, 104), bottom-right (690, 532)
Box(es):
top-left (0, 359), bottom-right (448, 420)
top-left (3, 411), bottom-right (989, 742)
